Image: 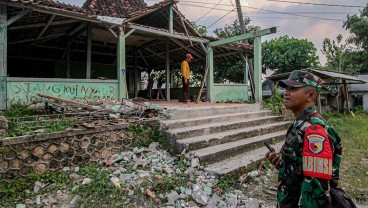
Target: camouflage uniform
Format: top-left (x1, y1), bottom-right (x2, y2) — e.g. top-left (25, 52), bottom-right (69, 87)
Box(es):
top-left (276, 71), bottom-right (343, 208)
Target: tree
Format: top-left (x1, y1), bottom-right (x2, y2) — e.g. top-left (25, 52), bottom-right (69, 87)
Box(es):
top-left (321, 34), bottom-right (360, 74)
top-left (344, 4), bottom-right (368, 50)
top-left (343, 3), bottom-right (368, 73)
top-left (262, 36), bottom-right (320, 74)
top-left (191, 22), bottom-right (208, 35)
top-left (213, 18), bottom-right (260, 39)
top-left (211, 18), bottom-right (259, 83)
top-left (322, 34), bottom-right (346, 71)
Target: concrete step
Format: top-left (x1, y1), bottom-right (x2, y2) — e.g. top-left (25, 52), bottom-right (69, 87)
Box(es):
top-left (191, 130), bottom-right (287, 165)
top-left (167, 104), bottom-right (261, 120)
top-left (204, 141), bottom-right (284, 176)
top-left (160, 110), bottom-right (273, 130)
top-left (176, 121), bottom-right (291, 152)
top-left (167, 116), bottom-right (285, 140)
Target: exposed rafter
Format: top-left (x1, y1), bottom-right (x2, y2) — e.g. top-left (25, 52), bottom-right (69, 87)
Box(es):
top-left (126, 23), bottom-right (208, 43)
top-left (7, 8), bottom-right (32, 26)
top-left (143, 47), bottom-right (165, 60)
top-left (169, 38), bottom-right (203, 59)
top-left (9, 19), bottom-right (81, 30)
top-left (9, 33), bottom-right (66, 45)
top-left (68, 22), bottom-right (86, 37)
top-left (145, 42), bottom-right (201, 58)
top-left (37, 14), bottom-right (56, 40)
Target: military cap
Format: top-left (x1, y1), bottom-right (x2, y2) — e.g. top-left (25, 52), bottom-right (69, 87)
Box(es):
top-left (279, 70), bottom-right (324, 92)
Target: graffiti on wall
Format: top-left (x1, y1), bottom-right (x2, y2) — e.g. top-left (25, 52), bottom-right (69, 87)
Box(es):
top-left (7, 81), bottom-right (118, 105)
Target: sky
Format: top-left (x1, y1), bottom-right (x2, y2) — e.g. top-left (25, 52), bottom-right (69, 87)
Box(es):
top-left (58, 0), bottom-right (366, 65)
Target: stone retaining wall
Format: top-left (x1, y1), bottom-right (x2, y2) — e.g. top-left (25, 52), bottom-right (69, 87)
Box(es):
top-left (0, 124), bottom-right (133, 181)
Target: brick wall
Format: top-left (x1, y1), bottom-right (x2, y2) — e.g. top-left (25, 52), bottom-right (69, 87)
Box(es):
top-left (0, 124), bottom-right (133, 181)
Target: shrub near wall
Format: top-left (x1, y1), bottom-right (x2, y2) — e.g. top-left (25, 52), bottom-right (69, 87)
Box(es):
top-left (0, 124), bottom-right (134, 181)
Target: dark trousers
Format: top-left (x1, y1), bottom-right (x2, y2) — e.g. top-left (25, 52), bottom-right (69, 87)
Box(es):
top-left (182, 77), bottom-right (190, 102)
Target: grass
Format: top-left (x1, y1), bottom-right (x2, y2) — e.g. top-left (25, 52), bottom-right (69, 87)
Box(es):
top-left (75, 165), bottom-right (131, 207)
top-left (0, 171), bottom-right (69, 206)
top-left (324, 112), bottom-right (368, 203)
top-left (129, 124), bottom-right (168, 149)
top-left (3, 103), bottom-right (33, 118)
top-left (1, 103), bottom-right (77, 138)
top-left (1, 117), bottom-right (77, 138)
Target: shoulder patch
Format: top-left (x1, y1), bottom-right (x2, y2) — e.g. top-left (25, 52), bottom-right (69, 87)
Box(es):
top-left (302, 124), bottom-right (333, 180)
top-left (306, 134), bottom-right (325, 154)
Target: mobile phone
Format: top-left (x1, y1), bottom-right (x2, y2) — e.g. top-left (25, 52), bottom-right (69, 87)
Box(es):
top-left (264, 142), bottom-right (274, 152)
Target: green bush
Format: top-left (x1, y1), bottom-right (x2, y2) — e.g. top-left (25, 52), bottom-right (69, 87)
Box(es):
top-left (262, 85), bottom-right (284, 115)
top-left (4, 103), bottom-right (33, 118)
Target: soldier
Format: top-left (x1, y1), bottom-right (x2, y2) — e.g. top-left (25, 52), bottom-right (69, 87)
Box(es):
top-left (266, 70), bottom-right (342, 208)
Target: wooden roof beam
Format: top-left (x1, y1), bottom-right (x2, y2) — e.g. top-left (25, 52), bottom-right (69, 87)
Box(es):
top-left (37, 14), bottom-right (56, 40)
top-left (169, 38), bottom-right (203, 59)
top-left (143, 47), bottom-right (165, 60)
top-left (145, 42), bottom-right (201, 58)
top-left (68, 22), bottom-right (86, 37)
top-left (9, 33), bottom-right (65, 45)
top-left (125, 23), bottom-right (208, 43)
top-left (7, 8), bottom-right (32, 26)
top-left (9, 19), bottom-right (81, 30)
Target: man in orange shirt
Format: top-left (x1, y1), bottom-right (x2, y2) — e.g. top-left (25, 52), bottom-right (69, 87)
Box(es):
top-left (181, 54), bottom-right (193, 103)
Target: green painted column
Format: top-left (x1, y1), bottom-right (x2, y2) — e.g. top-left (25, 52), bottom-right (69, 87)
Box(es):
top-left (169, 5), bottom-right (173, 33)
top-left (86, 23), bottom-right (92, 79)
top-left (117, 27), bottom-right (127, 100)
top-left (254, 36), bottom-right (262, 103)
top-left (0, 5), bottom-right (7, 110)
top-left (165, 39), bottom-right (171, 101)
top-left (207, 46), bottom-right (214, 102)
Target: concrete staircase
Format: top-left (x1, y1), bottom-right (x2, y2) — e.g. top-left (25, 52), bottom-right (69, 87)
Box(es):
top-left (160, 104), bottom-right (292, 176)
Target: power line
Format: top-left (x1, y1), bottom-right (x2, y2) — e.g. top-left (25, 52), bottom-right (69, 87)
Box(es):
top-left (179, 2), bottom-right (344, 22)
top-left (147, 0), bottom-right (356, 14)
top-left (207, 8), bottom-right (236, 28)
top-left (266, 0), bottom-right (364, 8)
top-left (195, 0), bottom-right (223, 23)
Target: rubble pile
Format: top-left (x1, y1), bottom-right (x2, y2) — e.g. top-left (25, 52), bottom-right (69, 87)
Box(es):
top-left (1, 96), bottom-right (168, 138)
top-left (17, 142), bottom-right (277, 208)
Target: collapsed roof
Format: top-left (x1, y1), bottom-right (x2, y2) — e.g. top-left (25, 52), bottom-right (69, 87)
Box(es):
top-left (5, 0), bottom-right (252, 73)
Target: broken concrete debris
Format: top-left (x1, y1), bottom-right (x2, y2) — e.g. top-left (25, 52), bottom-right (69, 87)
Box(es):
top-left (17, 142), bottom-right (278, 208)
top-left (1, 96), bottom-right (165, 138)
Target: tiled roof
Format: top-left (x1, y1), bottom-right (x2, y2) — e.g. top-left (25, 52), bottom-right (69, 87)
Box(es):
top-left (83, 0), bottom-right (146, 17)
top-left (9, 0), bottom-right (89, 14)
top-left (10, 0), bottom-right (173, 19)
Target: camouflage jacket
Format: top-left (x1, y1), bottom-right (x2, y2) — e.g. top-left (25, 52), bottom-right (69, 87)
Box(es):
top-left (277, 106), bottom-right (342, 208)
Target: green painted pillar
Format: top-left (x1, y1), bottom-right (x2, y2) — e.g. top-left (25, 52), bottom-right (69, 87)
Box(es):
top-left (207, 46), bottom-right (214, 102)
top-left (169, 5), bottom-right (173, 33)
top-left (254, 36), bottom-right (262, 103)
top-left (117, 27), bottom-right (127, 100)
top-left (86, 23), bottom-right (92, 79)
top-left (0, 5), bottom-right (7, 110)
top-left (165, 39), bottom-right (171, 101)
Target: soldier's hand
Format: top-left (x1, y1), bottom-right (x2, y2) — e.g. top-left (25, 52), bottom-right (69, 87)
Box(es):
top-left (266, 151), bottom-right (280, 168)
